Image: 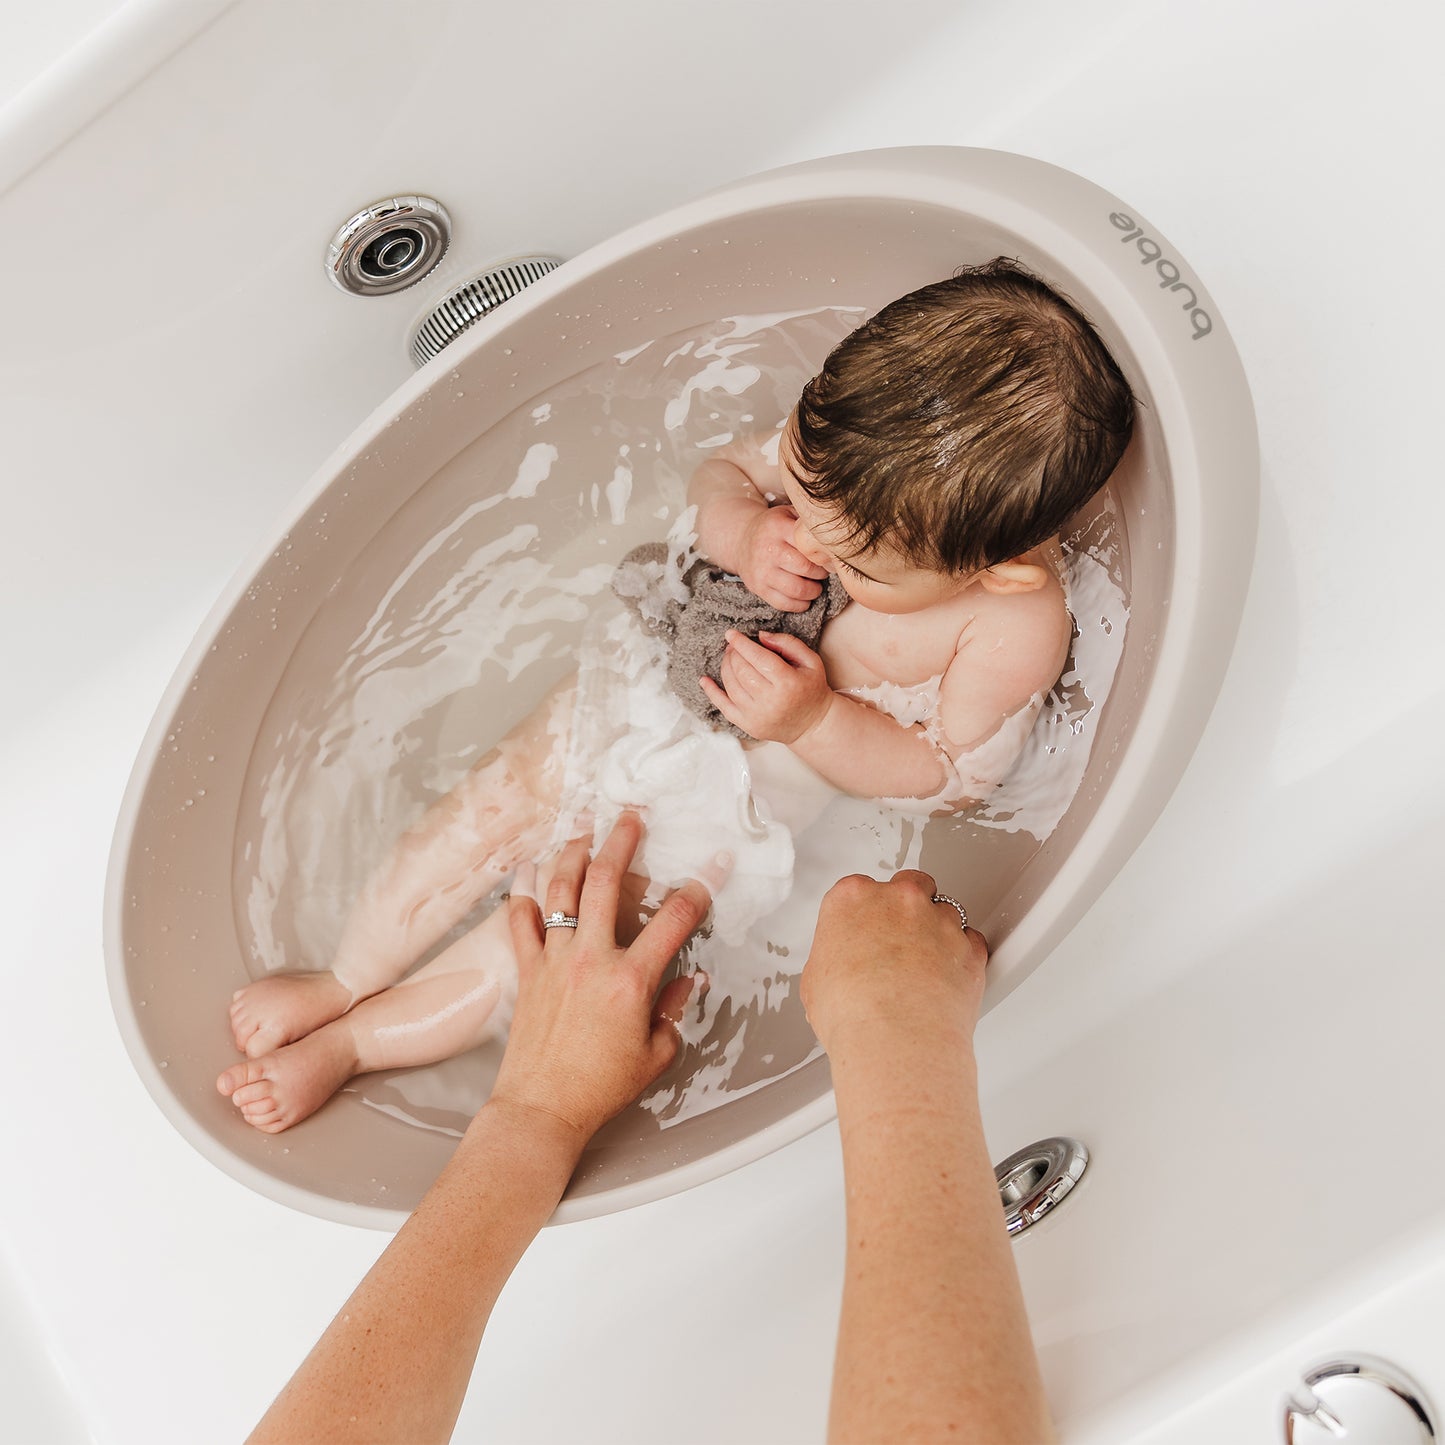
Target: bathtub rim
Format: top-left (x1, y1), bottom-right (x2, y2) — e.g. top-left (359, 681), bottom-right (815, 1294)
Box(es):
top-left (104, 144), bottom-right (1258, 1228)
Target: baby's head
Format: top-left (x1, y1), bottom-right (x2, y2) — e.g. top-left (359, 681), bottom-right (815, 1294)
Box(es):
top-left (780, 258), bottom-right (1134, 610)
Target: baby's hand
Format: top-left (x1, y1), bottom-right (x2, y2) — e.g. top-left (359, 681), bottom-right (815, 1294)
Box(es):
top-left (700, 630), bottom-right (835, 743)
top-left (738, 507), bottom-right (828, 613)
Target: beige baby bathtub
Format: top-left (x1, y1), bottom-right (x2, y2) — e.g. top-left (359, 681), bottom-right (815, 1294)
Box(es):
top-left (105, 147), bottom-right (1257, 1227)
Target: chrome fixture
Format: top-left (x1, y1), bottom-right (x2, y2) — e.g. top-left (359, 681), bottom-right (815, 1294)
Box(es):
top-left (1284, 1356), bottom-right (1436, 1443)
top-left (326, 196), bottom-right (451, 296)
top-left (995, 1137), bottom-right (1088, 1237)
top-left (408, 255), bottom-right (563, 367)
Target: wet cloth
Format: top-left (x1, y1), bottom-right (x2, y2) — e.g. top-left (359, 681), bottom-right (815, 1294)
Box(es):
top-left (613, 541), bottom-right (850, 739)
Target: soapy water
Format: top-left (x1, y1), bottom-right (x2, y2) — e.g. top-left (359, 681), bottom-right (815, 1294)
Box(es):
top-left (233, 306), bottom-right (1128, 1137)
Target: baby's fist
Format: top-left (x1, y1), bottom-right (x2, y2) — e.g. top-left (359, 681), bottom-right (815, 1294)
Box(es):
top-left (739, 507), bottom-right (828, 613)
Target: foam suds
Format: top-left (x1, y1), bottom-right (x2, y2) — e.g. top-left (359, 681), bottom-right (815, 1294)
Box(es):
top-left (234, 305), bottom-right (1129, 1136)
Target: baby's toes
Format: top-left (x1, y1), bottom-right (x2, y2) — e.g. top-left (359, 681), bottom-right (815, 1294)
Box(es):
top-left (230, 1079), bottom-right (277, 1109)
top-left (229, 1002), bottom-right (259, 1053)
top-left (216, 1057), bottom-right (265, 1098)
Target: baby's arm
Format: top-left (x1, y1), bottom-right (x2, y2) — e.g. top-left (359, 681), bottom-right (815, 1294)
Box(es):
top-left (687, 434), bottom-right (827, 612)
top-left (701, 630), bottom-right (952, 799)
top-left (703, 592), bottom-right (1070, 806)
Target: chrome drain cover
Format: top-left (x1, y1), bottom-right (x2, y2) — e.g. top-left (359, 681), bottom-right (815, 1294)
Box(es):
top-left (995, 1137), bottom-right (1089, 1237)
top-left (326, 195), bottom-right (451, 297)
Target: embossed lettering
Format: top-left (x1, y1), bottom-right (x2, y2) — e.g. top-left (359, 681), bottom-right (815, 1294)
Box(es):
top-left (1106, 211), bottom-right (1213, 341)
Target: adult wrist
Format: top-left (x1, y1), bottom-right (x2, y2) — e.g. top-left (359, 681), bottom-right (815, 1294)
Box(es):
top-left (475, 1094), bottom-right (591, 1173)
top-left (823, 1007), bottom-right (978, 1082)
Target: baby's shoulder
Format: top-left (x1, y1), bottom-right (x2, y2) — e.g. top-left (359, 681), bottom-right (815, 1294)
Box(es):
top-left (937, 577), bottom-right (1071, 748)
top-left (967, 571), bottom-right (1071, 665)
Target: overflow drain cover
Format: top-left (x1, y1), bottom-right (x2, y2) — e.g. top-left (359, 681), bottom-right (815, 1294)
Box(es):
top-left (408, 255), bottom-right (563, 367)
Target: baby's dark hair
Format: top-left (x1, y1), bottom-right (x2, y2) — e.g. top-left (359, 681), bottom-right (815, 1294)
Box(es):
top-left (790, 258), bottom-right (1135, 573)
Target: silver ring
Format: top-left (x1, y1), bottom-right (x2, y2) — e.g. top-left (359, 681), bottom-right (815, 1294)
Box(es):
top-left (931, 893), bottom-right (968, 931)
top-left (542, 911), bottom-right (580, 931)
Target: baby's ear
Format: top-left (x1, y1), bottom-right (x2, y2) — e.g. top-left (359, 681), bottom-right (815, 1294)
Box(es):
top-left (977, 559), bottom-right (1050, 595)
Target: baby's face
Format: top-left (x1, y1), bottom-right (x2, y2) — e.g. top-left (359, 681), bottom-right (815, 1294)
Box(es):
top-left (776, 420), bottom-right (976, 616)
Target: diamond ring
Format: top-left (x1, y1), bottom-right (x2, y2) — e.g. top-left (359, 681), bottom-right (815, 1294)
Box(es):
top-left (542, 911), bottom-right (580, 931)
top-left (930, 893), bottom-right (968, 931)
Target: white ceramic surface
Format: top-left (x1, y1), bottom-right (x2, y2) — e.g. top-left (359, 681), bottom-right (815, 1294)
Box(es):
top-left (3, 1), bottom-right (1443, 1441)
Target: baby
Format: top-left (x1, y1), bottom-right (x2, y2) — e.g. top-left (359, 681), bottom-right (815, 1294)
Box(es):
top-left (217, 258), bottom-right (1135, 1133)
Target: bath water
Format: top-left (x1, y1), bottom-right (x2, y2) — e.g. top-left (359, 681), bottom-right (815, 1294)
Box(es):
top-left (233, 306), bottom-right (1128, 1139)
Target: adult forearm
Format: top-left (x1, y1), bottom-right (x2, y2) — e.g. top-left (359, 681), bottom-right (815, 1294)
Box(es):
top-left (828, 1037), bottom-right (1054, 1444)
top-left (248, 1100), bottom-right (584, 1445)
top-left (789, 693), bottom-right (950, 801)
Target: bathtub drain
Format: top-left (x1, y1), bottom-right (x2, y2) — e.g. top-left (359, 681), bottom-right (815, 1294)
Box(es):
top-left (995, 1137), bottom-right (1088, 1237)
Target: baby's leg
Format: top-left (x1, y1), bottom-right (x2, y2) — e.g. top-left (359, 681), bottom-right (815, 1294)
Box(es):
top-left (228, 679), bottom-right (575, 1059)
top-left (217, 903), bottom-right (518, 1133)
top-left (218, 866), bottom-right (657, 1134)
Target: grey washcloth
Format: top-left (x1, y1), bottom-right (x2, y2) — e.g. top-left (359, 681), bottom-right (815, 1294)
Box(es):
top-left (615, 541), bottom-right (850, 739)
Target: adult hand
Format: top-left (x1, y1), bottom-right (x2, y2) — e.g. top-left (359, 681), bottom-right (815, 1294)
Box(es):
top-left (801, 869), bottom-right (988, 1056)
top-left (492, 811), bottom-right (727, 1142)
top-left (738, 505), bottom-right (828, 612)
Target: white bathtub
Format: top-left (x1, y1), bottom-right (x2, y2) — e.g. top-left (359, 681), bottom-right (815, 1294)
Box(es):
top-left (3, 1), bottom-right (1443, 1441)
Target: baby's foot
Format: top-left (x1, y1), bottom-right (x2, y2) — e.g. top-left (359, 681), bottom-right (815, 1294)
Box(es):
top-left (229, 971), bottom-right (352, 1058)
top-left (215, 1023), bottom-right (358, 1134)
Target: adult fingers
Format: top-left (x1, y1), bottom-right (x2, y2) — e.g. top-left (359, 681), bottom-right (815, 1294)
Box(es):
top-left (891, 868), bottom-right (938, 899)
top-left (653, 970), bottom-right (705, 1030)
top-left (629, 859), bottom-right (731, 990)
top-left (576, 811), bottom-right (644, 947)
top-left (506, 860), bottom-right (545, 961)
top-left (646, 972), bottom-right (706, 1074)
top-left (542, 829), bottom-right (593, 940)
